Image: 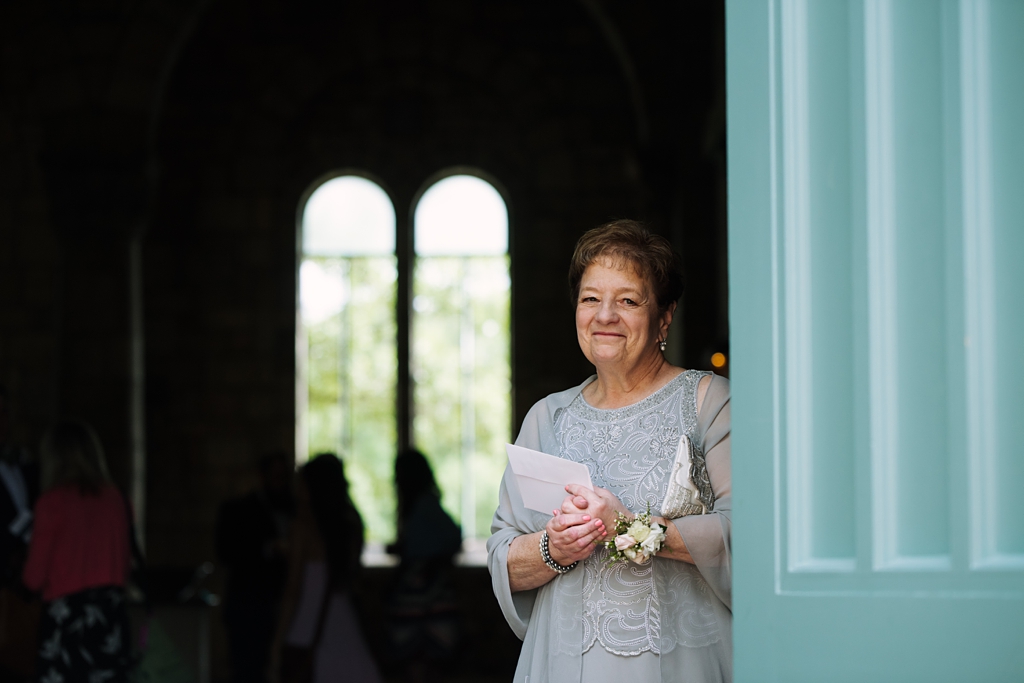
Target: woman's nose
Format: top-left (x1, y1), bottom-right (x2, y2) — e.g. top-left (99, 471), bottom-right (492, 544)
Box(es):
top-left (595, 300), bottom-right (618, 322)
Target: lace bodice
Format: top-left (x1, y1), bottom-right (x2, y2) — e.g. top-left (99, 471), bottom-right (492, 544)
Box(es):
top-left (554, 370), bottom-right (720, 656)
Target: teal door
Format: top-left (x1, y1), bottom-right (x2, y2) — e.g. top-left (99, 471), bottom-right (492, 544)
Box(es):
top-left (727, 1), bottom-right (1024, 680)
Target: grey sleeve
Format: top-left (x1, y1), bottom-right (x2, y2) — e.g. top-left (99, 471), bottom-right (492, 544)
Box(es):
top-left (672, 374), bottom-right (732, 609)
top-left (487, 465), bottom-right (538, 640)
top-left (485, 400), bottom-right (552, 640)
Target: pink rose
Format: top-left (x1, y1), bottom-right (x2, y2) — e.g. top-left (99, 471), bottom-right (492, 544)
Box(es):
top-left (614, 534), bottom-right (636, 551)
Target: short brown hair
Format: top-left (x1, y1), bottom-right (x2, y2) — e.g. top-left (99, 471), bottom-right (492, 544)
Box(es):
top-left (568, 220), bottom-right (684, 311)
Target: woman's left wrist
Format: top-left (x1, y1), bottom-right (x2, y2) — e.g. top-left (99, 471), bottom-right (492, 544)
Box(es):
top-left (602, 503), bottom-right (668, 565)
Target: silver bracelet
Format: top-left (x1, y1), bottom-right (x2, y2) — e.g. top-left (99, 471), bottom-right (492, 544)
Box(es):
top-left (539, 530), bottom-right (578, 574)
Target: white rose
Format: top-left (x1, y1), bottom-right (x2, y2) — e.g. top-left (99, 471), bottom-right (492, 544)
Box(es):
top-left (640, 525), bottom-right (666, 555)
top-left (614, 534), bottom-right (637, 551)
top-left (623, 547), bottom-right (638, 561)
top-left (627, 520), bottom-right (650, 543)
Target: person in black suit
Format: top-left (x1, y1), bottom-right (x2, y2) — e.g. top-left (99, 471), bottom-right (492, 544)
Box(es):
top-left (0, 385), bottom-right (40, 680)
top-left (0, 385), bottom-right (37, 587)
top-left (216, 450), bottom-right (295, 683)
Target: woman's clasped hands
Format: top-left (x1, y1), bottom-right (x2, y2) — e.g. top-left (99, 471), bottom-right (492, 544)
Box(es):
top-left (544, 483), bottom-right (631, 566)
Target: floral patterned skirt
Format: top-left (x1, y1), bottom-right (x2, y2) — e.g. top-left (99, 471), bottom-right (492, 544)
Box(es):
top-left (37, 586), bottom-right (131, 683)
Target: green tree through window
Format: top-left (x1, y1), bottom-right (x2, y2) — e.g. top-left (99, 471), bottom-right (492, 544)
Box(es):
top-left (413, 175), bottom-right (510, 541)
top-left (299, 176), bottom-right (397, 543)
top-left (298, 172), bottom-right (511, 550)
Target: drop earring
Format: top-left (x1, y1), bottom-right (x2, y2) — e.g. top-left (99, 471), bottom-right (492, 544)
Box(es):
top-left (658, 339), bottom-right (667, 352)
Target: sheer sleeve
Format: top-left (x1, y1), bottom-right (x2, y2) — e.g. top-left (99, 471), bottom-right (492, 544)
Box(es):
top-left (487, 465), bottom-right (539, 639)
top-left (486, 379), bottom-right (592, 641)
top-left (486, 398), bottom-right (561, 640)
top-left (672, 373), bottom-right (731, 609)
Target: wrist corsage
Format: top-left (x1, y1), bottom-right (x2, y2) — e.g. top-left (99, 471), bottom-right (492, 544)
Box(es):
top-left (602, 503), bottom-right (667, 565)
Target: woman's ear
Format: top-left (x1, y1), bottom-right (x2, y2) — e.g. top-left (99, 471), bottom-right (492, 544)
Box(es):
top-left (659, 302), bottom-right (677, 336)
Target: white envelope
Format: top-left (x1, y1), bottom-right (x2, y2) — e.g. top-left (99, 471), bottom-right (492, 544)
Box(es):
top-left (505, 443), bottom-right (594, 514)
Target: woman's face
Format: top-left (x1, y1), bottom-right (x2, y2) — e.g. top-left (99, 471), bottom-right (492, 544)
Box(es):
top-left (575, 258), bottom-right (673, 370)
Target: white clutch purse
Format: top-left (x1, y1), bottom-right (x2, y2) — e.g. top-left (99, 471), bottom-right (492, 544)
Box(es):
top-left (661, 432), bottom-right (715, 518)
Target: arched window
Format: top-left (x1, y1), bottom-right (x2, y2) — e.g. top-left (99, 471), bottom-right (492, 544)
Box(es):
top-left (298, 175), bottom-right (397, 543)
top-left (297, 171), bottom-right (511, 553)
top-left (412, 174), bottom-right (510, 542)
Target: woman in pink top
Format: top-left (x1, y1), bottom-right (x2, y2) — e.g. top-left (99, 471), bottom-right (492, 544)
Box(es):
top-left (23, 419), bottom-right (133, 683)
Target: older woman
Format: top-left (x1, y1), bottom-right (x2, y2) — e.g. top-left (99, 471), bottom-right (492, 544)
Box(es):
top-left (487, 220), bottom-right (731, 682)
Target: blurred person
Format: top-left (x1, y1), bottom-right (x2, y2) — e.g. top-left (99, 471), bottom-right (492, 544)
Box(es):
top-left (216, 450), bottom-right (295, 683)
top-left (23, 419), bottom-right (133, 683)
top-left (0, 385), bottom-right (41, 680)
top-left (386, 448), bottom-right (462, 683)
top-left (0, 385), bottom-right (38, 584)
top-left (271, 453), bottom-right (380, 683)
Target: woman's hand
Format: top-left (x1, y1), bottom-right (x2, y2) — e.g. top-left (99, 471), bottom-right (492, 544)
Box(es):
top-left (507, 511), bottom-right (606, 593)
top-left (562, 486), bottom-right (695, 564)
top-left (544, 509), bottom-right (607, 566)
top-left (562, 484), bottom-right (630, 533)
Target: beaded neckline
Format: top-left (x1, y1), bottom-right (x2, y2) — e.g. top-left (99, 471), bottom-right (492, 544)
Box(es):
top-left (570, 369), bottom-right (700, 423)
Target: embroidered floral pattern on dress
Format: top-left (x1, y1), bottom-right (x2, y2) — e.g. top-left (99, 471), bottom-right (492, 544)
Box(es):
top-left (554, 370), bottom-right (721, 656)
top-left (647, 427), bottom-right (679, 461)
top-left (591, 424), bottom-right (623, 454)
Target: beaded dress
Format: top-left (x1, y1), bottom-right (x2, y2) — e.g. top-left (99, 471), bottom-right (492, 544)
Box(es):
top-left (487, 370), bottom-right (732, 683)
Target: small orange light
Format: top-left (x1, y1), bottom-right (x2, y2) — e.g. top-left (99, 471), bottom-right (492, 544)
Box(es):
top-left (711, 352), bottom-right (727, 368)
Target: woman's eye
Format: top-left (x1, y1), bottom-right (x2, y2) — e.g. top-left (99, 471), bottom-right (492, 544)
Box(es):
top-left (581, 296), bottom-right (598, 303)
top-left (623, 298), bottom-right (637, 306)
